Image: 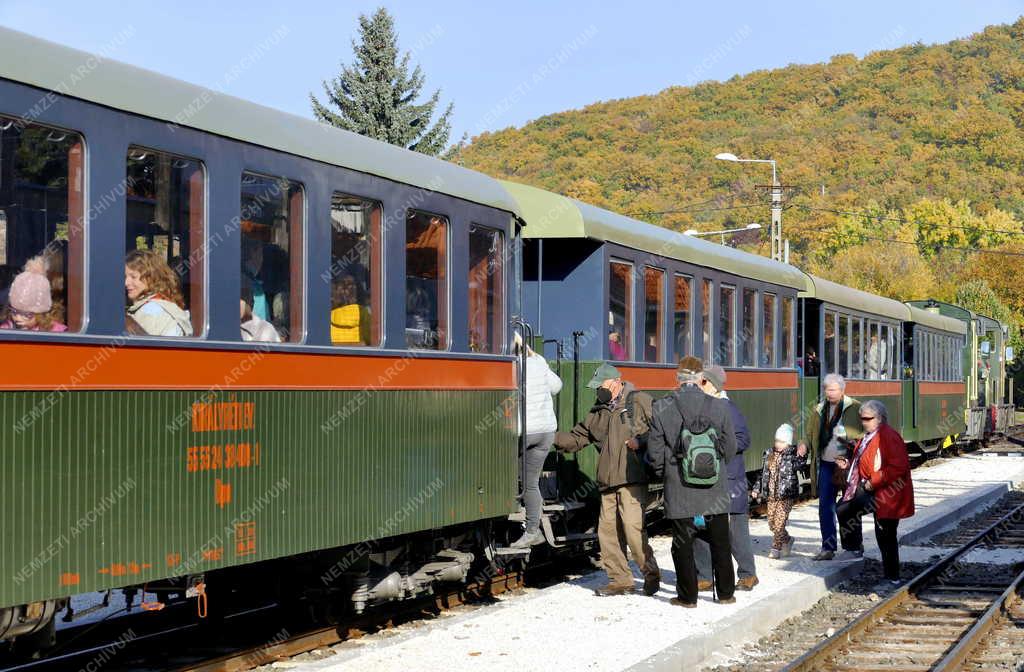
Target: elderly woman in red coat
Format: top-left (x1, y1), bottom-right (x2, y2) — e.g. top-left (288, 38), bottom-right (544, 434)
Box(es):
top-left (835, 399), bottom-right (914, 584)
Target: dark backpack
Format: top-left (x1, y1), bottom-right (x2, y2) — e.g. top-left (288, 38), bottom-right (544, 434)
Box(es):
top-left (676, 395), bottom-right (722, 487)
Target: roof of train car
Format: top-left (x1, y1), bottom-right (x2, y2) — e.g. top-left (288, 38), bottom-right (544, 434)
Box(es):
top-left (905, 305), bottom-right (968, 335)
top-left (801, 275), bottom-right (909, 321)
top-left (500, 180), bottom-right (807, 289)
top-left (0, 27), bottom-right (521, 217)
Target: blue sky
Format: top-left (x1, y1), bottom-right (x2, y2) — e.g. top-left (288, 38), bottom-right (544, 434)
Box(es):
top-left (1, 1), bottom-right (1021, 143)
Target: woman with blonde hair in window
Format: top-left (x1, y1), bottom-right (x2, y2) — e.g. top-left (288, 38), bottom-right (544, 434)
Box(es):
top-left (125, 249), bottom-right (191, 336)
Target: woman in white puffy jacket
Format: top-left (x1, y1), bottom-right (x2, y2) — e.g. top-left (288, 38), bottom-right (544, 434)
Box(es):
top-left (511, 335), bottom-right (563, 548)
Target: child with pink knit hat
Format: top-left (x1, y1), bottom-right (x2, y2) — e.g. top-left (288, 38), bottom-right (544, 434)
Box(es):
top-left (1, 256), bottom-right (68, 332)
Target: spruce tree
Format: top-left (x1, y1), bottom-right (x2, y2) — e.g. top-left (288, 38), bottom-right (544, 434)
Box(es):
top-left (311, 7), bottom-right (453, 156)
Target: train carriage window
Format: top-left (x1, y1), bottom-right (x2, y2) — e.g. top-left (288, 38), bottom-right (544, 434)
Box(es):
top-left (838, 314), bottom-right (850, 377)
top-left (702, 278), bottom-right (712, 361)
top-left (643, 267), bottom-right (664, 362)
top-left (329, 193), bottom-right (381, 347)
top-left (866, 322), bottom-right (882, 379)
top-left (673, 273), bottom-right (692, 363)
top-left (851, 318), bottom-right (863, 379)
top-left (781, 295), bottom-right (794, 368)
top-left (717, 284), bottom-right (736, 366)
top-left (0, 116), bottom-right (84, 333)
top-left (741, 287), bottom-right (756, 367)
top-left (405, 210), bottom-right (448, 350)
top-left (608, 260), bottom-right (633, 361)
top-left (763, 292), bottom-right (776, 368)
top-left (468, 225), bottom-right (504, 354)
top-left (823, 310), bottom-right (836, 375)
top-left (125, 147), bottom-right (204, 337)
top-left (883, 324), bottom-right (896, 379)
top-left (240, 172), bottom-right (303, 342)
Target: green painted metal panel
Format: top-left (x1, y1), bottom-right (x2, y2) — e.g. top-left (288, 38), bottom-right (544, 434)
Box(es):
top-left (1, 389), bottom-right (517, 608)
top-left (801, 275), bottom-right (908, 321)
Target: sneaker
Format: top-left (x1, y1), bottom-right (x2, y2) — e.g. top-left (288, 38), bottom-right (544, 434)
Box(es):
top-left (509, 530), bottom-right (544, 549)
top-left (716, 596), bottom-right (737, 605)
top-left (735, 576), bottom-right (759, 591)
top-left (768, 548), bottom-right (781, 560)
top-left (697, 579), bottom-right (713, 592)
top-left (812, 549), bottom-right (835, 561)
top-left (643, 576), bottom-right (661, 596)
top-left (835, 549), bottom-right (864, 561)
top-left (781, 538), bottom-right (794, 558)
top-left (669, 598), bottom-right (697, 608)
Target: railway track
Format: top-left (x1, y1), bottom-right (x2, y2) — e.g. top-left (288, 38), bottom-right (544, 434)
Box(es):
top-left (782, 501), bottom-right (1024, 672)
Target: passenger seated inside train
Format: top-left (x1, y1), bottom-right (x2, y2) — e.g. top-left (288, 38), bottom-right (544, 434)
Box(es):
top-left (331, 273), bottom-right (370, 345)
top-left (241, 280), bottom-right (281, 343)
top-left (608, 328), bottom-right (627, 361)
top-left (0, 256), bottom-right (67, 332)
top-left (124, 249), bottom-right (192, 337)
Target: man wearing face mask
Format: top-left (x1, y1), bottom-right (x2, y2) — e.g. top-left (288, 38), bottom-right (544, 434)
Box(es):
top-left (554, 363), bottom-right (660, 597)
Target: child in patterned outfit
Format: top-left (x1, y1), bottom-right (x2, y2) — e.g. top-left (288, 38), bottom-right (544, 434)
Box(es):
top-left (752, 424), bottom-right (805, 559)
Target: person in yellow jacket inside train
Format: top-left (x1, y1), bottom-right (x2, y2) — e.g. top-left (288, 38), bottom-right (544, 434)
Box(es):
top-left (330, 274), bottom-right (371, 345)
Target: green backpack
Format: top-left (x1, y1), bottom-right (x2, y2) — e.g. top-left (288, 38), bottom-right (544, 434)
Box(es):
top-left (678, 396), bottom-right (722, 487)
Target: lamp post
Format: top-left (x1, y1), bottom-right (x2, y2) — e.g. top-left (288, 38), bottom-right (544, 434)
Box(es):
top-left (715, 152), bottom-right (783, 261)
top-left (683, 222), bottom-right (762, 245)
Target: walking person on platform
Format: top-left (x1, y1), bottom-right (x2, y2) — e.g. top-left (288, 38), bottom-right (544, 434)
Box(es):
top-left (510, 333), bottom-right (563, 548)
top-left (554, 363), bottom-right (661, 596)
top-left (835, 400), bottom-right (914, 583)
top-left (798, 374), bottom-right (862, 561)
top-left (647, 356), bottom-right (737, 608)
top-left (694, 365), bottom-right (759, 592)
top-left (752, 424), bottom-right (805, 558)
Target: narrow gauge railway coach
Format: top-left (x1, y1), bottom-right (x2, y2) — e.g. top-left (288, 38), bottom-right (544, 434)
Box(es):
top-left (908, 300), bottom-right (1016, 440)
top-left (0, 27), bottom-right (525, 646)
top-left (501, 180), bottom-right (805, 529)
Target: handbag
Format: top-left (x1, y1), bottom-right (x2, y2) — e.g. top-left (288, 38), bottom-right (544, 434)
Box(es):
top-left (836, 482), bottom-right (874, 519)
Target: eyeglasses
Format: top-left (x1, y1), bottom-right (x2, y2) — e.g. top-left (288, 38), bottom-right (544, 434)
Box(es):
top-left (859, 416), bottom-right (877, 422)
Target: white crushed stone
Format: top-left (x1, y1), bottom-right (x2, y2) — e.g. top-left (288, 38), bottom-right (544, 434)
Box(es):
top-left (280, 456), bottom-right (1024, 672)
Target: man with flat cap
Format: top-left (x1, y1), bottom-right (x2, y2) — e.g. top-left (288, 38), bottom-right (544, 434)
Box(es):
top-left (648, 356), bottom-right (737, 607)
top-left (554, 363), bottom-right (661, 597)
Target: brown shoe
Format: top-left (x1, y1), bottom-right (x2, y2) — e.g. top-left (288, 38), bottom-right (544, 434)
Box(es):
top-left (716, 596), bottom-right (737, 605)
top-left (670, 598), bottom-right (697, 608)
top-left (697, 580), bottom-right (713, 592)
top-left (594, 584), bottom-right (633, 597)
top-left (735, 576), bottom-right (759, 591)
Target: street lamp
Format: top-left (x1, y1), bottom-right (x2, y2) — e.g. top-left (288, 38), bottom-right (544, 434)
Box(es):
top-left (715, 152), bottom-right (783, 261)
top-left (684, 222), bottom-right (761, 245)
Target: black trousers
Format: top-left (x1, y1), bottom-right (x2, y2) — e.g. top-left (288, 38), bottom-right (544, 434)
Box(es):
top-left (875, 518), bottom-right (901, 580)
top-left (837, 497), bottom-right (902, 580)
top-left (671, 514), bottom-right (734, 604)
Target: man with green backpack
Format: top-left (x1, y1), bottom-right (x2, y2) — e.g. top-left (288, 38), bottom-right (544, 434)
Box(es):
top-left (647, 356), bottom-right (738, 608)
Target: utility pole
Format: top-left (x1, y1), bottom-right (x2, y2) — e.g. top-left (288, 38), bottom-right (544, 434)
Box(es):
top-left (771, 163), bottom-right (782, 262)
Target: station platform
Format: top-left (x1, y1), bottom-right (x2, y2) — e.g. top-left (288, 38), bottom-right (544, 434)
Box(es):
top-left (288, 454), bottom-right (1024, 672)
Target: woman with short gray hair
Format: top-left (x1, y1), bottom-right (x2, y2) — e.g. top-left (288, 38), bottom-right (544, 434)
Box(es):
top-left (835, 400), bottom-right (915, 584)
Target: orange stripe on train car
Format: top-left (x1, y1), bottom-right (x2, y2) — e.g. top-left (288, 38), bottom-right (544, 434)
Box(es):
top-left (844, 381), bottom-right (902, 396)
top-left (919, 382), bottom-right (966, 395)
top-left (0, 342), bottom-right (516, 391)
top-left (615, 366), bottom-right (798, 391)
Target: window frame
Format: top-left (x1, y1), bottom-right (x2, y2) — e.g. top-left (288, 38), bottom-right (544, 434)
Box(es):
top-left (642, 265), bottom-right (665, 363)
top-left (125, 144), bottom-right (208, 339)
top-left (0, 115), bottom-right (87, 334)
top-left (717, 283), bottom-right (737, 367)
top-left (781, 295), bottom-right (795, 368)
top-left (467, 222), bottom-right (505, 355)
top-left (740, 286), bottom-right (757, 367)
top-left (672, 272), bottom-right (693, 364)
top-left (404, 208), bottom-right (451, 352)
top-left (328, 191), bottom-right (383, 348)
top-left (762, 291), bottom-right (777, 369)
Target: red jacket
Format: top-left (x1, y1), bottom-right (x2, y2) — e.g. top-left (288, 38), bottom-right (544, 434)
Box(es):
top-left (856, 423), bottom-right (915, 520)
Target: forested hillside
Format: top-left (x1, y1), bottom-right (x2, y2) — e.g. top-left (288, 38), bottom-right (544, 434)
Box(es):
top-left (451, 18), bottom-right (1024, 342)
